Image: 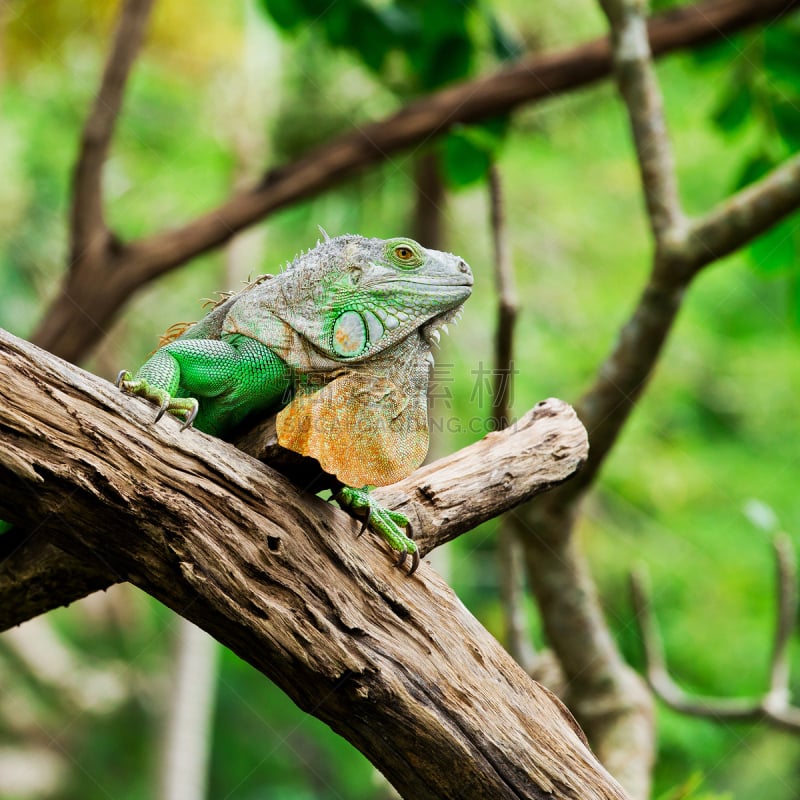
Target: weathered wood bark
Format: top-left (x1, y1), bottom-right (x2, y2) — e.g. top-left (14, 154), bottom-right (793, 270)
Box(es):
top-left (0, 328), bottom-right (620, 798)
top-left (2, 337), bottom-right (587, 632)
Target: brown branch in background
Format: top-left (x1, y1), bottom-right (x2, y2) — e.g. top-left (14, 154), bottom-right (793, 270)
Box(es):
top-left (518, 5), bottom-right (800, 791)
top-left (70, 0), bottom-right (155, 265)
top-left (486, 164), bottom-right (536, 671)
top-left (412, 151), bottom-right (445, 250)
top-left (30, 0), bottom-right (798, 364)
top-left (124, 0), bottom-right (794, 282)
top-left (630, 535), bottom-right (800, 733)
top-left (488, 165), bottom-right (518, 430)
top-left (599, 0), bottom-right (684, 240)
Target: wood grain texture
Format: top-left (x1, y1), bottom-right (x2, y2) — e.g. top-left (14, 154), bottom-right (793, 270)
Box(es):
top-left (0, 329), bottom-right (623, 798)
top-left (237, 397), bottom-right (588, 555)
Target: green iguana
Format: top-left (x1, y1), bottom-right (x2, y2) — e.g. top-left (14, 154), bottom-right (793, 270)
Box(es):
top-left (116, 234), bottom-right (473, 574)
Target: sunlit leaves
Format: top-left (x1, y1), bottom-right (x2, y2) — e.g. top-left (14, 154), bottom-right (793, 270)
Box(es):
top-left (440, 118), bottom-right (509, 187)
top-left (711, 82), bottom-right (751, 133)
top-left (257, 0), bottom-right (516, 187)
top-left (698, 18), bottom-right (800, 321)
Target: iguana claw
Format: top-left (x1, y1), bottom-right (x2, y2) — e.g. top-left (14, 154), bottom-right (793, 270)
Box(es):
top-left (116, 370), bottom-right (199, 431)
top-left (336, 486), bottom-right (419, 575)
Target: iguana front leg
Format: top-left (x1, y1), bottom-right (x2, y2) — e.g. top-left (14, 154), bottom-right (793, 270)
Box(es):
top-left (117, 337), bottom-right (290, 435)
top-left (116, 350), bottom-right (199, 430)
top-left (335, 486), bottom-right (419, 575)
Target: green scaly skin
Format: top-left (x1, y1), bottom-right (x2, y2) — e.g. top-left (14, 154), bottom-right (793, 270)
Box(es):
top-left (117, 234), bottom-right (472, 574)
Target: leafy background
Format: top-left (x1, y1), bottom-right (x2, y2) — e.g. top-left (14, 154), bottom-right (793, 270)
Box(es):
top-left (1, 0), bottom-right (799, 797)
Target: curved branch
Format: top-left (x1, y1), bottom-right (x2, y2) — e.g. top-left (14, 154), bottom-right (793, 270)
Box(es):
top-left (682, 153), bottom-right (800, 276)
top-left (630, 541), bottom-right (800, 733)
top-left (0, 328), bottom-right (622, 799)
top-left (127, 0), bottom-right (793, 281)
top-left (70, 0), bottom-right (154, 263)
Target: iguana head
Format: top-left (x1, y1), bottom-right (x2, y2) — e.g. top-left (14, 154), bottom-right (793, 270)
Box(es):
top-left (278, 235), bottom-right (473, 362)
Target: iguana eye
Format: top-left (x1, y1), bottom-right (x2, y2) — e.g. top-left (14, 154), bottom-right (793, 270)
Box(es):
top-left (386, 239), bottom-right (424, 268)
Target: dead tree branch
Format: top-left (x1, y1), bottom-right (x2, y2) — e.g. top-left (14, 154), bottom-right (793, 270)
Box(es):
top-left (31, 0), bottom-right (797, 364)
top-left (0, 328), bottom-right (624, 799)
top-left (0, 327), bottom-right (586, 630)
top-left (630, 535), bottom-right (800, 733)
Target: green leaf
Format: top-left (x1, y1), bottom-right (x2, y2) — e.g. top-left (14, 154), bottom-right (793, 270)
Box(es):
top-left (441, 130), bottom-right (491, 187)
top-left (734, 152), bottom-right (775, 190)
top-left (763, 21), bottom-right (800, 89)
top-left (772, 96), bottom-right (800, 151)
top-left (749, 219), bottom-right (797, 277)
top-left (440, 119), bottom-right (509, 187)
top-left (712, 82), bottom-right (751, 133)
top-left (351, 8), bottom-right (393, 72)
top-left (418, 34), bottom-right (473, 88)
top-left (258, 0), bottom-right (307, 31)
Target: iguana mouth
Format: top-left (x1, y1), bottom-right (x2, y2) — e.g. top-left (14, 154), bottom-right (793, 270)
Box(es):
top-left (366, 277), bottom-right (473, 293)
top-left (422, 303), bottom-right (466, 348)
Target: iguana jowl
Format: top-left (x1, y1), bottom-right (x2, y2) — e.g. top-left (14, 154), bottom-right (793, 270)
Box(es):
top-left (117, 234), bottom-right (473, 573)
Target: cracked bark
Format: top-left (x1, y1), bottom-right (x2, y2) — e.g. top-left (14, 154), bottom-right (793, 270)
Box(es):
top-left (0, 328), bottom-right (627, 799)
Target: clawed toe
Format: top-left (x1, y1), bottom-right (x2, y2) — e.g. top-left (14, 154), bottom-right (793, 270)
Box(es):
top-left (117, 371), bottom-right (199, 432)
top-left (154, 396), bottom-right (171, 423)
top-left (337, 486), bottom-right (419, 575)
top-left (115, 369), bottom-right (130, 389)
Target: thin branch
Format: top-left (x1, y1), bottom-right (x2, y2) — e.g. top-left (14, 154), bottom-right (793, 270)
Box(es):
top-left (599, 0), bottom-right (685, 241)
top-left (0, 328), bottom-right (624, 800)
top-left (682, 153), bottom-right (800, 276)
top-left (767, 532), bottom-right (797, 704)
top-left (489, 163), bottom-right (518, 429)
top-left (158, 621), bottom-right (218, 800)
top-left (630, 543), bottom-right (800, 733)
top-left (70, 0), bottom-right (155, 263)
top-left (487, 164), bottom-right (535, 671)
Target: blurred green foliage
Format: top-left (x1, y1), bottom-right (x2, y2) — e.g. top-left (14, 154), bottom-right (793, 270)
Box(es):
top-left (1, 0), bottom-right (800, 798)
